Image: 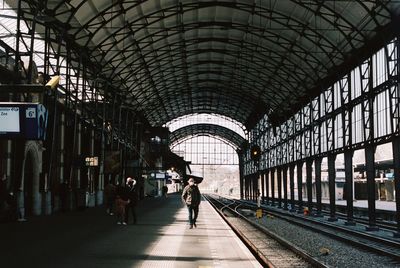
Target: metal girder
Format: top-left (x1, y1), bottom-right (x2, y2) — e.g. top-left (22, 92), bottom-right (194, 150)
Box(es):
top-left (8, 0), bottom-right (398, 130)
top-left (0, 84), bottom-right (45, 93)
top-left (340, 74), bottom-right (351, 148)
top-left (324, 86), bottom-right (335, 151)
top-left (245, 37), bottom-right (400, 172)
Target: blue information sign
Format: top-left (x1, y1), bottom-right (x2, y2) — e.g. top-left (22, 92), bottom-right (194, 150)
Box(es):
top-left (0, 102), bottom-right (48, 140)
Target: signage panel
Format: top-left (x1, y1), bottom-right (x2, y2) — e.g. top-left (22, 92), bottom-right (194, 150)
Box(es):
top-left (155, 173), bottom-right (166, 179)
top-left (0, 102), bottom-right (48, 140)
top-left (148, 171), bottom-right (168, 180)
top-left (85, 156), bottom-right (99, 167)
top-left (0, 107), bottom-right (20, 132)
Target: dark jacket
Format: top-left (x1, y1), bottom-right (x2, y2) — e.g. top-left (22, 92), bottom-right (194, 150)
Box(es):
top-left (182, 185), bottom-right (201, 206)
top-left (116, 185), bottom-right (128, 200)
top-left (104, 183), bottom-right (116, 201)
top-left (126, 185), bottom-right (138, 206)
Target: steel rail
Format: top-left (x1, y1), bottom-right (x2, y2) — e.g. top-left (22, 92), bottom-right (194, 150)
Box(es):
top-left (204, 194), bottom-right (329, 268)
top-left (236, 198), bottom-right (400, 262)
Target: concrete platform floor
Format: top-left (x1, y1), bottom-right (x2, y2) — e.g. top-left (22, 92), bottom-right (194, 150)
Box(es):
top-left (0, 194), bottom-right (261, 268)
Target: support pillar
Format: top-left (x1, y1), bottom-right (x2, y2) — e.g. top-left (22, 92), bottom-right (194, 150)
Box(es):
top-left (242, 176), bottom-right (245, 199)
top-left (77, 122), bottom-right (82, 188)
top-left (261, 171), bottom-right (265, 204)
top-left (98, 98), bottom-right (107, 204)
top-left (306, 159), bottom-right (313, 213)
top-left (283, 166), bottom-right (288, 210)
top-left (277, 167), bottom-right (282, 208)
top-left (56, 112), bottom-right (65, 212)
top-left (247, 177), bottom-right (250, 200)
top-left (244, 177), bottom-right (247, 200)
top-left (314, 158), bottom-right (323, 216)
top-left (289, 164), bottom-right (295, 211)
top-left (328, 154), bottom-right (337, 221)
top-left (344, 150), bottom-right (356, 225)
top-left (392, 137), bottom-right (400, 237)
top-left (249, 176), bottom-right (253, 201)
top-left (271, 168), bottom-right (275, 206)
top-left (249, 176), bottom-right (252, 200)
top-left (247, 176), bottom-right (250, 200)
top-left (265, 169), bottom-right (270, 204)
top-left (365, 144), bottom-right (378, 230)
top-left (248, 177), bottom-right (251, 200)
top-left (253, 175), bottom-right (257, 202)
top-left (6, 140), bottom-right (12, 191)
top-left (239, 176), bottom-right (245, 199)
top-left (75, 121), bottom-right (83, 210)
top-left (296, 161), bottom-right (303, 212)
top-left (87, 121), bottom-right (96, 207)
top-left (239, 154), bottom-right (244, 200)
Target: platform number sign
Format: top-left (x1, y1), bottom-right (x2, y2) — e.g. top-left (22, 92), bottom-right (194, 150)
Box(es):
top-left (26, 107), bottom-right (36, 118)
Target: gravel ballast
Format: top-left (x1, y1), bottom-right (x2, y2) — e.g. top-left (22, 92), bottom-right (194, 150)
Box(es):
top-left (239, 210), bottom-right (399, 268)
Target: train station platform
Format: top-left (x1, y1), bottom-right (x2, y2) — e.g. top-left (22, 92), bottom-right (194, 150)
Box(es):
top-left (0, 193), bottom-right (261, 268)
top-left (326, 199), bottom-right (396, 211)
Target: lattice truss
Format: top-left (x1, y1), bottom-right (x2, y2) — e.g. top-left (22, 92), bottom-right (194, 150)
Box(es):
top-left (1, 0), bottom-right (400, 150)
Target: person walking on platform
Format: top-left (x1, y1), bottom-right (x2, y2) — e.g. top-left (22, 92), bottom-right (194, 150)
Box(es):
top-left (182, 178), bottom-right (201, 229)
top-left (125, 177), bottom-right (138, 224)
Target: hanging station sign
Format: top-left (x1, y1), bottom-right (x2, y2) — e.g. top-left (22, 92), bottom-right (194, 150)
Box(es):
top-left (0, 106), bottom-right (20, 133)
top-left (0, 102), bottom-right (48, 140)
top-left (85, 156), bottom-right (99, 167)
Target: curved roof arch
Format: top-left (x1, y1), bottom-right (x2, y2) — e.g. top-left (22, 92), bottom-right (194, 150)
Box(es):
top-left (16, 0), bottom-right (400, 128)
top-left (132, 70), bottom-right (289, 109)
top-left (75, 2), bottom-right (366, 58)
top-left (99, 21), bottom-right (332, 71)
top-left (170, 123), bottom-right (246, 150)
top-left (118, 43), bottom-right (311, 94)
top-left (165, 113), bottom-right (247, 137)
top-left (110, 38), bottom-right (313, 88)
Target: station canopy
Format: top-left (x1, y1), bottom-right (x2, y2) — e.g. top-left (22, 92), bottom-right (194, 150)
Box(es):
top-left (14, 0), bottom-right (400, 129)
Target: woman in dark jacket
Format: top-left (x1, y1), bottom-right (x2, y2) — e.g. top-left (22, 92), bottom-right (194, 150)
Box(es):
top-left (124, 177), bottom-right (138, 224)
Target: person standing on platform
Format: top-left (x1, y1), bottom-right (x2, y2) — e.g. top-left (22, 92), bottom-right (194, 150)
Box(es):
top-left (115, 194), bottom-right (129, 225)
top-left (182, 178), bottom-right (201, 229)
top-left (162, 185), bottom-right (168, 198)
top-left (104, 180), bottom-right (116, 215)
top-left (125, 177), bottom-right (138, 224)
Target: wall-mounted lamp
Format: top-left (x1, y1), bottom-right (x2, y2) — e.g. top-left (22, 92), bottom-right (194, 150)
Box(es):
top-left (45, 75), bottom-right (60, 90)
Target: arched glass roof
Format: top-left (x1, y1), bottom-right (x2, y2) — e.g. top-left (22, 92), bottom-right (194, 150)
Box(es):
top-left (169, 123), bottom-right (246, 150)
top-left (171, 134), bottom-right (240, 165)
top-left (10, 0), bottom-right (400, 129)
top-left (165, 113), bottom-right (246, 138)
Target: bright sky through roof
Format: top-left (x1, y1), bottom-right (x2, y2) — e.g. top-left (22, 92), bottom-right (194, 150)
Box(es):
top-left (165, 113), bottom-right (247, 138)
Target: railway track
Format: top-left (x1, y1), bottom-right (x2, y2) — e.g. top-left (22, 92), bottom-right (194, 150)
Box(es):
top-left (259, 199), bottom-right (398, 231)
top-left (204, 194), bottom-right (329, 268)
top-left (235, 198), bottom-right (400, 262)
